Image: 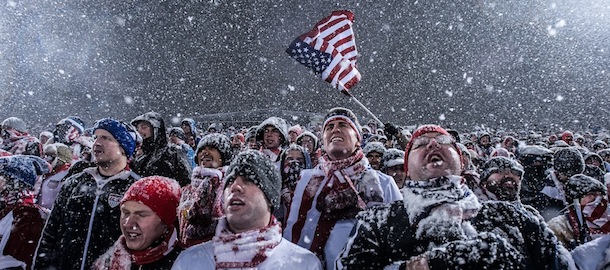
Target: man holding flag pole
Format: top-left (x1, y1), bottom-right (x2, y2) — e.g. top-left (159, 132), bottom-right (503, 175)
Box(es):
top-left (284, 10), bottom-right (403, 269)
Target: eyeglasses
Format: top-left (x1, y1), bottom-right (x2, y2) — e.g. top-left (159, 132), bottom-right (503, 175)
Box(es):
top-left (411, 134), bottom-right (454, 150)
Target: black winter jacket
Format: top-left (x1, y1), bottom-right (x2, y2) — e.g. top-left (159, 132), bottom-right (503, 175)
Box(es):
top-left (34, 167), bottom-right (140, 270)
top-left (131, 112), bottom-right (191, 186)
top-left (337, 200), bottom-right (571, 270)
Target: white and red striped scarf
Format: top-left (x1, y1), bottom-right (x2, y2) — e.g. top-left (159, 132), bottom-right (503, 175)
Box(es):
top-left (582, 196), bottom-right (610, 237)
top-left (213, 216), bottom-right (282, 269)
top-left (178, 167), bottom-right (225, 247)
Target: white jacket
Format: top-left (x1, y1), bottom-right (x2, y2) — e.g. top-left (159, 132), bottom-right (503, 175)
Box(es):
top-left (284, 167), bottom-right (403, 270)
top-left (171, 238), bottom-right (322, 270)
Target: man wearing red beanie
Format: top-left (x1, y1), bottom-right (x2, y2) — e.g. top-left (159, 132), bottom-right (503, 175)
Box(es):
top-left (337, 124), bottom-right (573, 269)
top-left (94, 176), bottom-right (182, 269)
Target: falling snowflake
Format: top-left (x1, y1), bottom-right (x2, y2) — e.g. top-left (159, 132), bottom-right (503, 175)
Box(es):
top-left (556, 95), bottom-right (564, 101)
top-left (124, 96), bottom-right (134, 104)
top-left (439, 114), bottom-right (446, 120)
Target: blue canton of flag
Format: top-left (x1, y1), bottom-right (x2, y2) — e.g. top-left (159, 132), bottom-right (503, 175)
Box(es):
top-left (287, 39), bottom-right (332, 76)
top-left (286, 10), bottom-right (361, 92)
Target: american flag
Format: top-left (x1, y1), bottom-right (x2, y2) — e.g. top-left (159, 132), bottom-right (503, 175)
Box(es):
top-left (286, 10), bottom-right (361, 92)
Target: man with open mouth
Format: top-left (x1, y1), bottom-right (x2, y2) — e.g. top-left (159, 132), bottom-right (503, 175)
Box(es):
top-left (337, 124), bottom-right (574, 270)
top-left (172, 150), bottom-right (321, 269)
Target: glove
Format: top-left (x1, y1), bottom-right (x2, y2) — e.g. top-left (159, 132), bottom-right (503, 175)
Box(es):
top-left (427, 232), bottom-right (524, 269)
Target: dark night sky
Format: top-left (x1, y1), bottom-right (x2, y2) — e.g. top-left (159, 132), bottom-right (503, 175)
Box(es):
top-left (1, 0), bottom-right (609, 132)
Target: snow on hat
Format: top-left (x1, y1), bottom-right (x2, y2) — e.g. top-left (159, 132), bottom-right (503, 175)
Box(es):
top-left (480, 157), bottom-right (524, 183)
top-left (323, 107), bottom-right (362, 142)
top-left (1, 117), bottom-right (27, 133)
top-left (288, 125), bottom-right (302, 135)
top-left (565, 174), bottom-right (606, 202)
top-left (592, 140), bottom-right (608, 150)
top-left (44, 143), bottom-right (73, 164)
top-left (245, 126), bottom-right (258, 141)
top-left (363, 141), bottom-right (386, 156)
top-left (93, 118), bottom-right (137, 158)
top-left (0, 155), bottom-right (51, 188)
top-left (196, 133), bottom-right (233, 166)
top-left (63, 116), bottom-right (86, 134)
top-left (121, 176), bottom-right (181, 227)
top-left (584, 164), bottom-right (605, 182)
top-left (446, 129), bottom-right (461, 143)
top-left (256, 117), bottom-right (289, 147)
top-left (168, 127), bottom-right (186, 140)
top-left (381, 148), bottom-right (405, 171)
top-left (404, 125), bottom-right (461, 175)
top-left (561, 130), bottom-right (574, 141)
top-left (207, 123), bottom-right (219, 132)
top-left (223, 150), bottom-right (281, 212)
top-left (39, 131), bottom-right (53, 140)
top-left (598, 149), bottom-right (610, 159)
top-left (585, 152), bottom-right (604, 165)
top-left (296, 131), bottom-right (319, 150)
top-left (553, 148), bottom-right (585, 177)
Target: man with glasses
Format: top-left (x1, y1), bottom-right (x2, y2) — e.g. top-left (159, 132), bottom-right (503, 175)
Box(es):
top-left (337, 124), bottom-right (573, 269)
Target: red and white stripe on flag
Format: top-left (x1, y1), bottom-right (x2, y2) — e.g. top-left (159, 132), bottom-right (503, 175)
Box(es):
top-left (300, 10), bottom-right (361, 92)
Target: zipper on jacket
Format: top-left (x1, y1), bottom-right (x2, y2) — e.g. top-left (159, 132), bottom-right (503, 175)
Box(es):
top-left (80, 188), bottom-right (102, 270)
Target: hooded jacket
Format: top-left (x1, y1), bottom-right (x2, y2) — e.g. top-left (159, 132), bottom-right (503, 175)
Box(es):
top-left (131, 112), bottom-right (192, 186)
top-left (34, 167), bottom-right (140, 270)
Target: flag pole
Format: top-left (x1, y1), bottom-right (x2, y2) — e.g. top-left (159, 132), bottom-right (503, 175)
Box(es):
top-left (341, 90), bottom-right (384, 128)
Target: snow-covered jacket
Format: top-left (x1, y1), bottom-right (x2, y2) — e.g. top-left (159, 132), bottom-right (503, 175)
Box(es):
top-left (131, 112), bottom-right (191, 186)
top-left (337, 192), bottom-right (573, 270)
top-left (171, 238), bottom-right (322, 270)
top-left (571, 234), bottom-right (610, 270)
top-left (284, 157), bottom-right (402, 270)
top-left (33, 167), bottom-right (140, 270)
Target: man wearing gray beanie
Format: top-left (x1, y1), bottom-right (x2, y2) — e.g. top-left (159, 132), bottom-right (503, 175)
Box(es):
top-left (172, 150), bottom-right (322, 269)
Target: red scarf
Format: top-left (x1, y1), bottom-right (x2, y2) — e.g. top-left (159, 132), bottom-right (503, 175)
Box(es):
top-left (93, 228), bottom-right (177, 269)
top-left (291, 149), bottom-right (383, 257)
top-left (213, 216), bottom-right (282, 269)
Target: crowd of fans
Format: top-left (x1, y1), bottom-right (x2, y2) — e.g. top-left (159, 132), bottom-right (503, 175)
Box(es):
top-left (0, 110), bottom-right (609, 269)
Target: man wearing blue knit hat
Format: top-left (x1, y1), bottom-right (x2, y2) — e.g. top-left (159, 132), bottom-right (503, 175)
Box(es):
top-left (34, 118), bottom-right (141, 270)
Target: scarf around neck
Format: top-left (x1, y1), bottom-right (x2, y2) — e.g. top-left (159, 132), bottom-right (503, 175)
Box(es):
top-left (318, 149), bottom-right (384, 209)
top-left (403, 175), bottom-right (482, 225)
top-left (213, 216), bottom-right (282, 269)
top-left (93, 227), bottom-right (178, 270)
